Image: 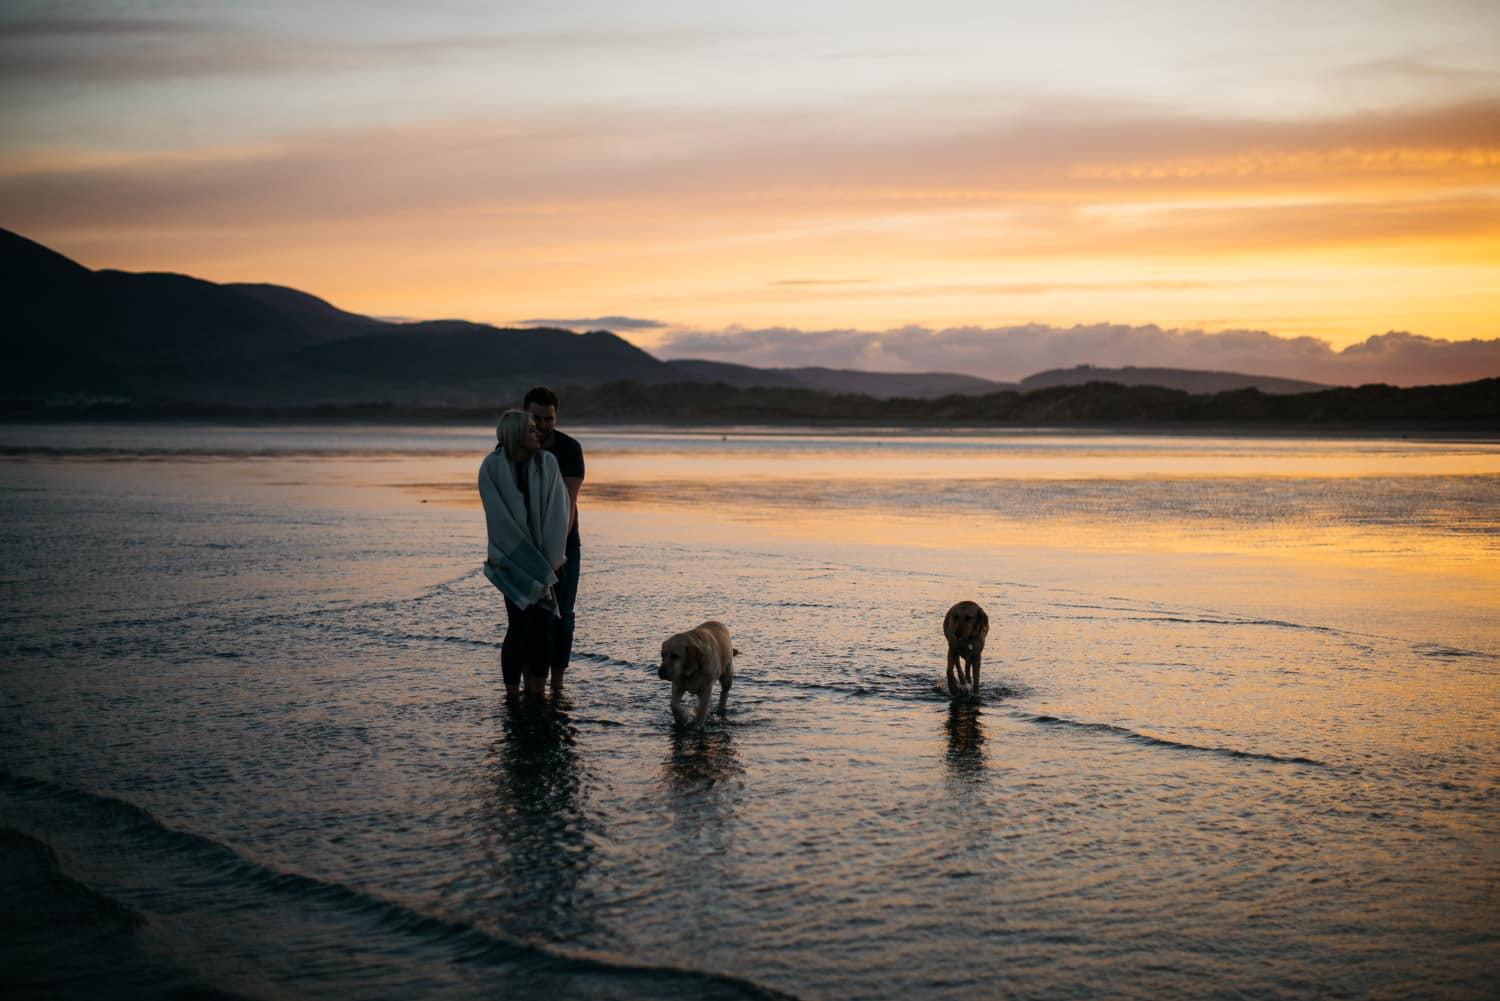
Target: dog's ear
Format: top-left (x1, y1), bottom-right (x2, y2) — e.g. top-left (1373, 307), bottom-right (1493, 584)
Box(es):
top-left (976, 606), bottom-right (989, 635)
top-left (943, 606), bottom-right (955, 637)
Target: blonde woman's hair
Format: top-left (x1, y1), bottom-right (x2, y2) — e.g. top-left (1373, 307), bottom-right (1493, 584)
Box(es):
top-left (495, 409), bottom-right (534, 458)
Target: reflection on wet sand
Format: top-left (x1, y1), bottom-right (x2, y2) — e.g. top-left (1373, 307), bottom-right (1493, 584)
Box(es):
top-left (944, 701), bottom-right (987, 781)
top-left (480, 696), bottom-right (600, 942)
top-left (662, 728), bottom-right (744, 853)
top-left (663, 728), bottom-right (744, 799)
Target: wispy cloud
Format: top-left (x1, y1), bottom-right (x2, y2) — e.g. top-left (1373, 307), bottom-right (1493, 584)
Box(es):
top-left (0, 14), bottom-right (209, 36)
top-left (6, 99), bottom-right (1495, 235)
top-left (0, 12), bottom-right (313, 82)
top-left (0, 10), bottom-right (755, 85)
top-left (518, 316), bottom-right (667, 331)
top-left (770, 279), bottom-right (881, 287)
top-left (1341, 56), bottom-right (1500, 90)
top-left (657, 325), bottom-right (1500, 387)
top-left (759, 277), bottom-right (1309, 300)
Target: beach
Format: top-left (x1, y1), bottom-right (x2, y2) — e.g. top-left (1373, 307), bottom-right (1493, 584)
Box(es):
top-left (2, 423), bottom-right (1496, 1000)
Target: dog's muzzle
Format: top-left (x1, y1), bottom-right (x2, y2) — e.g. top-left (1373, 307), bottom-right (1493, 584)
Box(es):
top-left (658, 663), bottom-right (670, 679)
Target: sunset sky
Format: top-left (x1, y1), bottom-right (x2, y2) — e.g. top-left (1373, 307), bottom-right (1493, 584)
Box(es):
top-left (2, 0), bottom-right (1498, 383)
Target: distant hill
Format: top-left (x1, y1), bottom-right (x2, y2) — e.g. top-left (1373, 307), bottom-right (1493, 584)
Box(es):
top-left (3, 226), bottom-right (1491, 425)
top-left (658, 359), bottom-right (805, 390)
top-left (552, 378), bottom-right (1499, 426)
top-left (666, 359), bottom-right (1010, 398)
top-left (224, 283), bottom-right (388, 341)
top-left (0, 227), bottom-right (676, 406)
top-left (1021, 365), bottom-right (1327, 395)
top-left (275, 322), bottom-right (674, 404)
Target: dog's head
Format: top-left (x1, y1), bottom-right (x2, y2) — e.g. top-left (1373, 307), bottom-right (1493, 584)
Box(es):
top-left (944, 601), bottom-right (989, 651)
top-left (660, 631), bottom-right (705, 684)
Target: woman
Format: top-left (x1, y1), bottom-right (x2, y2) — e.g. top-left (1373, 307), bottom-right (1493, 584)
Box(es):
top-left (479, 409), bottom-right (571, 698)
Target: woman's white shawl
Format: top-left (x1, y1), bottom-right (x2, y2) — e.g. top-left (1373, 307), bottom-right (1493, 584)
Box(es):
top-left (478, 448), bottom-right (570, 611)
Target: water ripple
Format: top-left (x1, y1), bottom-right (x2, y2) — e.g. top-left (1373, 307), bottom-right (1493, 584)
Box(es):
top-left (1022, 714), bottom-right (1327, 767)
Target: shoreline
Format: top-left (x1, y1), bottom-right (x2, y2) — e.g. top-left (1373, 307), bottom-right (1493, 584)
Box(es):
top-left (2, 413), bottom-right (1498, 440)
top-left (3, 376), bottom-right (1495, 432)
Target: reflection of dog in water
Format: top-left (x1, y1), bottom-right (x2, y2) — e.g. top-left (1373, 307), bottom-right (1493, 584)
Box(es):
top-left (943, 600), bottom-right (989, 698)
top-left (659, 620), bottom-right (736, 728)
top-left (944, 700), bottom-right (986, 778)
top-left (664, 727), bottom-right (744, 794)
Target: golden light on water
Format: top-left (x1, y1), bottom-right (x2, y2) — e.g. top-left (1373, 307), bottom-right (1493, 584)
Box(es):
top-left (49, 425), bottom-right (1490, 648)
top-left (402, 432), bottom-right (1500, 652)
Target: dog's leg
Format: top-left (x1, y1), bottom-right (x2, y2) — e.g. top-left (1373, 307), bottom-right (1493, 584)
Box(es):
top-left (946, 651), bottom-right (961, 696)
top-left (969, 652), bottom-right (981, 697)
top-left (694, 688), bottom-right (712, 728)
top-left (717, 671), bottom-right (732, 715)
top-left (670, 680), bottom-right (689, 726)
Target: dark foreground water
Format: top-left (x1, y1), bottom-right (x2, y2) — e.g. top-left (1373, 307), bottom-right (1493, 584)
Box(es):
top-left (1, 425), bottom-right (1496, 1000)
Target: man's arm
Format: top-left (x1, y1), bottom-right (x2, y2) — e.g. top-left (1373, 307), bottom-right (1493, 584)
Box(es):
top-left (563, 476), bottom-right (582, 534)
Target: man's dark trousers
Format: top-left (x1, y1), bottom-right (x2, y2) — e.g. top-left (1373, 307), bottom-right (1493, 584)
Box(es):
top-left (553, 536), bottom-right (581, 670)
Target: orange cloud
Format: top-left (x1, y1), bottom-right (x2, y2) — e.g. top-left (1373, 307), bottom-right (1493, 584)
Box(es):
top-left (3, 99), bottom-right (1497, 345)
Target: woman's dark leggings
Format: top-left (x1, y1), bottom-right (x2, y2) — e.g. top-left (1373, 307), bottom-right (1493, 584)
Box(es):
top-left (501, 596), bottom-right (553, 687)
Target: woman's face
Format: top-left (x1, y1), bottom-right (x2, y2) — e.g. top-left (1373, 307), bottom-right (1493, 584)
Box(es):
top-left (525, 419), bottom-right (543, 450)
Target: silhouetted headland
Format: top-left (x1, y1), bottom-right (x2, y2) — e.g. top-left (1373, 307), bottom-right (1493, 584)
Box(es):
top-left (3, 227), bottom-right (1494, 427)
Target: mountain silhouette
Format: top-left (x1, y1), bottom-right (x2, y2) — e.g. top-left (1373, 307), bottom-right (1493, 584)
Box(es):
top-left (2, 227), bottom-right (1492, 424)
top-left (1020, 365), bottom-right (1326, 395)
top-left (1, 227), bottom-right (674, 405)
top-left (665, 359), bottom-right (1013, 398)
top-left (224, 282), bottom-right (388, 340)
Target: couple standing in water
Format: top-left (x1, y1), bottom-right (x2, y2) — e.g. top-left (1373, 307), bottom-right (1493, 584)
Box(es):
top-left (479, 386), bottom-right (585, 699)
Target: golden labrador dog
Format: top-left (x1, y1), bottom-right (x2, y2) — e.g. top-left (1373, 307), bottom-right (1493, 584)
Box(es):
top-left (944, 600), bottom-right (989, 697)
top-left (659, 621), bottom-right (736, 727)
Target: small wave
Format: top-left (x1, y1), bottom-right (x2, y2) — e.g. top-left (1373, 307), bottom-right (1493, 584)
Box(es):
top-left (1099, 614), bottom-right (1339, 633)
top-left (767, 601), bottom-right (841, 610)
top-left (0, 770), bottom-right (798, 1001)
top-left (394, 631), bottom-right (498, 648)
top-left (1052, 601), bottom-right (1159, 614)
top-left (706, 670), bottom-right (1022, 706)
top-left (740, 676), bottom-right (866, 698)
top-left (0, 825), bottom-right (145, 930)
top-left (567, 715), bottom-right (629, 728)
top-left (740, 675), bottom-right (904, 701)
top-left (1415, 643), bottom-right (1497, 661)
top-left (0, 828), bottom-right (264, 1001)
top-left (577, 652), bottom-right (649, 672)
top-left (1023, 715), bottom-right (1324, 767)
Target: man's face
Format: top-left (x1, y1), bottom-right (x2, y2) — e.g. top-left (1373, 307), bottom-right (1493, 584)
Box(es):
top-left (526, 403), bottom-right (558, 444)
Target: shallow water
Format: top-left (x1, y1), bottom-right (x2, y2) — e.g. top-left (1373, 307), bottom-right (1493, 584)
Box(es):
top-left (1, 424), bottom-right (1496, 1000)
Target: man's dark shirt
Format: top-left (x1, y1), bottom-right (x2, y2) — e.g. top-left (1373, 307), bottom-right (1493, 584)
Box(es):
top-left (544, 430), bottom-right (584, 547)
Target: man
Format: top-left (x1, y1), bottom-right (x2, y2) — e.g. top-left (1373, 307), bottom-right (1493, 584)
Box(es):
top-left (524, 386), bottom-right (584, 691)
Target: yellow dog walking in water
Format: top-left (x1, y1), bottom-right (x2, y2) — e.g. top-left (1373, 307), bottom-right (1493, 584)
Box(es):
top-left (659, 621), bottom-right (737, 728)
top-left (943, 601), bottom-right (989, 698)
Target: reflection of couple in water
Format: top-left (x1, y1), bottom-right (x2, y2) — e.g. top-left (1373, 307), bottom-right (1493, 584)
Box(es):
top-left (483, 696), bottom-right (744, 944)
top-left (481, 696), bottom-right (598, 942)
top-left (479, 387), bottom-right (584, 701)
